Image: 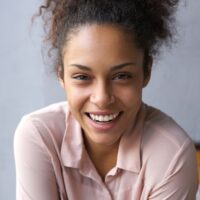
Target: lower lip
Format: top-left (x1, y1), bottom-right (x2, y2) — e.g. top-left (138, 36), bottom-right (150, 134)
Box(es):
top-left (86, 113), bottom-right (121, 132)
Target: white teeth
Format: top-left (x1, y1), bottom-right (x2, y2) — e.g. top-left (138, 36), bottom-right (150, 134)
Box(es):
top-left (89, 113), bottom-right (119, 122)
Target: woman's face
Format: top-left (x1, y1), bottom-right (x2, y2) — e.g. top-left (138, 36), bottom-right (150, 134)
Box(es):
top-left (61, 24), bottom-right (151, 148)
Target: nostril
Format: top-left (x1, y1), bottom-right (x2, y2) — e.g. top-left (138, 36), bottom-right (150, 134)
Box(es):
top-left (90, 94), bottom-right (115, 108)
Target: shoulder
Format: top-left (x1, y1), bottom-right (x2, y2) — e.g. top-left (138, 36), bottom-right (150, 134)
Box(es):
top-left (141, 104), bottom-right (197, 186)
top-left (142, 104), bottom-right (192, 151)
top-left (23, 101), bottom-right (69, 122)
top-left (14, 101), bottom-right (70, 150)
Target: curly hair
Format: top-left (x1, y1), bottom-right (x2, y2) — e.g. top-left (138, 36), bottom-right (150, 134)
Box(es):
top-left (37, 0), bottom-right (179, 78)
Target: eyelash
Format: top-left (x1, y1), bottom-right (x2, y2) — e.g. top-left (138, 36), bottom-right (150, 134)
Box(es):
top-left (72, 74), bottom-right (91, 81)
top-left (72, 72), bottom-right (133, 82)
top-left (112, 72), bottom-right (133, 80)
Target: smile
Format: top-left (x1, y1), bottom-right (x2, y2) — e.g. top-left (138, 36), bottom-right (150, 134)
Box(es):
top-left (86, 112), bottom-right (121, 122)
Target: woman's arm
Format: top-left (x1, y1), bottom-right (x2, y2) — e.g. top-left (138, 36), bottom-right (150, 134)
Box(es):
top-left (14, 117), bottom-right (60, 200)
top-left (148, 139), bottom-right (198, 200)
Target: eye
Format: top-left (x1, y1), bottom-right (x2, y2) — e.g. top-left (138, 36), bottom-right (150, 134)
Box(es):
top-left (72, 74), bottom-right (91, 81)
top-left (112, 72), bottom-right (133, 80)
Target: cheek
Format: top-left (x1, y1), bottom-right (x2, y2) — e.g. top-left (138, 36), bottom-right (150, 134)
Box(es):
top-left (114, 83), bottom-right (143, 106)
top-left (65, 85), bottom-right (91, 109)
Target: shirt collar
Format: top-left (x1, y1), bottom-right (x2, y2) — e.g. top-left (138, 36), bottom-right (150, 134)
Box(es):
top-left (117, 103), bottom-right (146, 173)
top-left (60, 114), bottom-right (102, 183)
top-left (61, 103), bottom-right (146, 174)
top-left (61, 112), bottom-right (84, 168)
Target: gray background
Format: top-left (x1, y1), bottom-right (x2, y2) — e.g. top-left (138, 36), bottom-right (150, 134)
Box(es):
top-left (0, 0), bottom-right (199, 199)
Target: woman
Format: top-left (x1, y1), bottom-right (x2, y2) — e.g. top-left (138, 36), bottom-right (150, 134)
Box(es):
top-left (14, 0), bottom-right (198, 199)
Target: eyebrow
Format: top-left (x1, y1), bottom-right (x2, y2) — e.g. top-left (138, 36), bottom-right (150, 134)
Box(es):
top-left (69, 62), bottom-right (136, 71)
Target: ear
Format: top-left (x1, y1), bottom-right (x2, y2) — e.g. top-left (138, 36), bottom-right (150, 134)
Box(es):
top-left (57, 66), bottom-right (65, 88)
top-left (59, 77), bottom-right (65, 88)
top-left (143, 56), bottom-right (153, 88)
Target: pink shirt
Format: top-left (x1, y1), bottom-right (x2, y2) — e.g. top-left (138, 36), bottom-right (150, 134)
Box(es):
top-left (14, 102), bottom-right (198, 200)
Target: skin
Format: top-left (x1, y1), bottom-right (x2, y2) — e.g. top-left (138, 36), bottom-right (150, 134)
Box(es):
top-left (60, 24), bottom-right (152, 179)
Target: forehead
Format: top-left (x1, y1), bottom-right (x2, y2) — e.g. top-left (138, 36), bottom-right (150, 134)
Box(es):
top-left (66, 24), bottom-right (135, 48)
top-left (63, 24), bottom-right (144, 66)
top-left (73, 24), bottom-right (130, 41)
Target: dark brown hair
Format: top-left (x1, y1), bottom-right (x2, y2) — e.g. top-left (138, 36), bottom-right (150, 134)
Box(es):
top-left (37, 0), bottom-right (179, 78)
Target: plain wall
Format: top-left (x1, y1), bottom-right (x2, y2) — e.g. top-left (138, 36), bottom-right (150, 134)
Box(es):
top-left (0, 0), bottom-right (199, 199)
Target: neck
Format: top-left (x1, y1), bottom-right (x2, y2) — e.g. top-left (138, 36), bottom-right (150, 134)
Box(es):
top-left (83, 134), bottom-right (120, 179)
top-left (84, 134), bottom-right (120, 159)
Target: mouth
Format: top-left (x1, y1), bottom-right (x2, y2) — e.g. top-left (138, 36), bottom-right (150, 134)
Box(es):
top-left (85, 112), bottom-right (122, 123)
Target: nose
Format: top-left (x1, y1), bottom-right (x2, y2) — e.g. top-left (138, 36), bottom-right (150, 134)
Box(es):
top-left (90, 80), bottom-right (115, 108)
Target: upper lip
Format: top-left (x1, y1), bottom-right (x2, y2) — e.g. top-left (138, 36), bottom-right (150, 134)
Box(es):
top-left (86, 111), bottom-right (121, 115)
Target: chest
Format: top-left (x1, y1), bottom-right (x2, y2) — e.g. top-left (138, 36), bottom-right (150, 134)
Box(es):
top-left (62, 167), bottom-right (146, 200)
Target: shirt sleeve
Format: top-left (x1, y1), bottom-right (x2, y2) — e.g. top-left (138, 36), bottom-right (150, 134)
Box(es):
top-left (14, 117), bottom-right (60, 200)
top-left (148, 139), bottom-right (198, 200)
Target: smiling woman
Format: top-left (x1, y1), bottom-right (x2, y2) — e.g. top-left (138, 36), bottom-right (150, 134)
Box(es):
top-left (14, 0), bottom-right (198, 200)
top-left (60, 25), bottom-right (149, 151)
